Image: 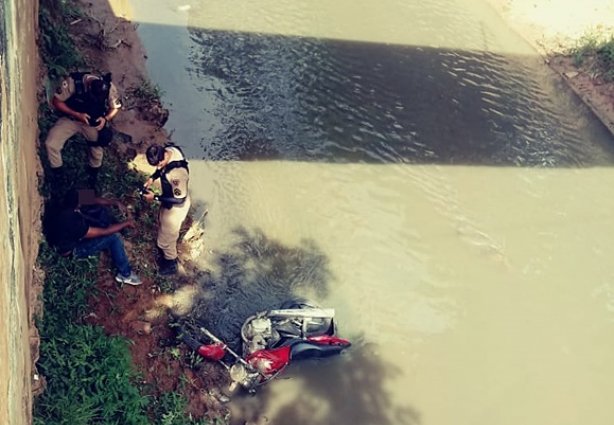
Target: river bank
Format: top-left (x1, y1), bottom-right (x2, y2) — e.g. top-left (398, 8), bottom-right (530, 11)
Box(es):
top-left (488, 0), bottom-right (614, 135)
top-left (33, 0), bottom-right (614, 423)
top-left (34, 0), bottom-right (228, 422)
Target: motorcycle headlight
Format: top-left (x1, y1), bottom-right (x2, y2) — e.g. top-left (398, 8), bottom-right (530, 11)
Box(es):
top-left (229, 363), bottom-right (247, 383)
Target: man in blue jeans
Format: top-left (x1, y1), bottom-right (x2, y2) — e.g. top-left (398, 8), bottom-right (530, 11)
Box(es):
top-left (51, 189), bottom-right (142, 285)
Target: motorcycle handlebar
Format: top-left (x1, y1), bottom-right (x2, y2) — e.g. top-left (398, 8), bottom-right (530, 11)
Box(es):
top-left (198, 327), bottom-right (258, 371)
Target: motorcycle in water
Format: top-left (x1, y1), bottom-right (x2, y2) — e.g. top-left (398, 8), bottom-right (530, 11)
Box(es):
top-left (179, 299), bottom-right (351, 394)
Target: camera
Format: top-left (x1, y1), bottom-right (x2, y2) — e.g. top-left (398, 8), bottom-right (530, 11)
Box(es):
top-left (88, 116), bottom-right (100, 126)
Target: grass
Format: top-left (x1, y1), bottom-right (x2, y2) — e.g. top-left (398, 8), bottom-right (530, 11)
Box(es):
top-left (34, 1), bottom-right (217, 423)
top-left (34, 242), bottom-right (150, 425)
top-left (152, 390), bottom-right (225, 425)
top-left (38, 0), bottom-right (85, 79)
top-left (127, 78), bottom-right (166, 108)
top-left (569, 29), bottom-right (614, 80)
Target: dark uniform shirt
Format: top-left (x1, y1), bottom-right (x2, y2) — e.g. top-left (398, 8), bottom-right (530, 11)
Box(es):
top-left (53, 210), bottom-right (89, 254)
top-left (55, 75), bottom-right (122, 108)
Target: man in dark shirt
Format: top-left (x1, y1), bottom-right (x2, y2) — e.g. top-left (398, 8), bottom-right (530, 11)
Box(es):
top-left (51, 189), bottom-right (142, 286)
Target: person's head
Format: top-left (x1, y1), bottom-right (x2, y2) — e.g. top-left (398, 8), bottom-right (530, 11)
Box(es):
top-left (146, 144), bottom-right (167, 166)
top-left (89, 73), bottom-right (112, 103)
top-left (62, 189), bottom-right (80, 209)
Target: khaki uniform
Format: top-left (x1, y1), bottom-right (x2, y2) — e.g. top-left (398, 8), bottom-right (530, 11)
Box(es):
top-left (157, 148), bottom-right (190, 260)
top-left (45, 75), bottom-right (121, 168)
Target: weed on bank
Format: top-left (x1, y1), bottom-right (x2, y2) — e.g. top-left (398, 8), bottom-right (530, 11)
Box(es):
top-left (569, 30), bottom-right (614, 80)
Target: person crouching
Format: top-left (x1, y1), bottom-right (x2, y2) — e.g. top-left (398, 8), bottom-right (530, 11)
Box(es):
top-left (47, 189), bottom-right (142, 286)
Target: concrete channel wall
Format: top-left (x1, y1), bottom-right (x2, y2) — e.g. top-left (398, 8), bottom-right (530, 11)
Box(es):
top-left (0, 0), bottom-right (42, 423)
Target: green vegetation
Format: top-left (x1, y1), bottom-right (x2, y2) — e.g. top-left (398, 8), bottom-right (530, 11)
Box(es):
top-left (38, 0), bottom-right (85, 79)
top-left (34, 1), bottom-right (214, 423)
top-left (128, 78), bottom-right (166, 106)
top-left (151, 390), bottom-right (225, 425)
top-left (34, 245), bottom-right (149, 425)
top-left (569, 29), bottom-right (614, 80)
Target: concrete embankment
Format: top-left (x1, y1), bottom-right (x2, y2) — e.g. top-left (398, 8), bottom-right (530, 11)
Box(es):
top-left (488, 0), bottom-right (614, 135)
top-left (0, 0), bottom-right (43, 423)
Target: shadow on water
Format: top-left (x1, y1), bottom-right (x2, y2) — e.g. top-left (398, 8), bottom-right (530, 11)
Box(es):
top-left (87, 2), bottom-right (614, 423)
top-left (176, 226), bottom-right (419, 425)
top-left (183, 226), bottom-right (331, 350)
top-left (137, 24), bottom-right (614, 167)
top-left (228, 343), bottom-right (419, 425)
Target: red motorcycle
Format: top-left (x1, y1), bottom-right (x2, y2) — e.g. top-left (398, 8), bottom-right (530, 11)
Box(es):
top-left (180, 299), bottom-right (351, 393)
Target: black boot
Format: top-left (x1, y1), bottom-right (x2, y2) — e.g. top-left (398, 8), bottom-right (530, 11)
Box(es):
top-left (156, 247), bottom-right (165, 262)
top-left (158, 257), bottom-right (178, 276)
top-left (50, 166), bottom-right (65, 181)
top-left (86, 166), bottom-right (100, 189)
top-left (49, 166), bottom-right (66, 195)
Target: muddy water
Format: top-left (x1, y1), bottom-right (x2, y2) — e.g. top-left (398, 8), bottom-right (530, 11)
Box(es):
top-left (126, 0), bottom-right (614, 423)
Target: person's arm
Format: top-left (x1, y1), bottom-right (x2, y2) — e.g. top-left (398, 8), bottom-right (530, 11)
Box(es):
top-left (52, 96), bottom-right (90, 125)
top-left (91, 196), bottom-right (123, 209)
top-left (93, 196), bottom-right (129, 216)
top-left (144, 168), bottom-right (188, 204)
top-left (143, 168), bottom-right (162, 189)
top-left (93, 105), bottom-right (120, 131)
top-left (153, 194), bottom-right (187, 205)
top-left (104, 83), bottom-right (122, 123)
top-left (104, 106), bottom-right (120, 122)
top-left (141, 189), bottom-right (186, 205)
top-left (83, 220), bottom-right (133, 239)
top-left (79, 192), bottom-right (127, 214)
top-left (94, 83), bottom-right (122, 130)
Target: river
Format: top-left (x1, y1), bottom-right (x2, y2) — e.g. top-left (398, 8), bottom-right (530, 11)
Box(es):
top-left (124, 0), bottom-right (614, 423)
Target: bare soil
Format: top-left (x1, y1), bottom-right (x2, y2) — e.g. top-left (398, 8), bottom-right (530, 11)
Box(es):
top-left (548, 56), bottom-right (614, 134)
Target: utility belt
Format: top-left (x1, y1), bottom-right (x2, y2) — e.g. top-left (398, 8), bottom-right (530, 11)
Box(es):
top-left (161, 197), bottom-right (186, 210)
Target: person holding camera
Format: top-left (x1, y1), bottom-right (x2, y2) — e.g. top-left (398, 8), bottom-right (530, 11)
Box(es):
top-left (141, 143), bottom-right (190, 276)
top-left (44, 71), bottom-right (121, 188)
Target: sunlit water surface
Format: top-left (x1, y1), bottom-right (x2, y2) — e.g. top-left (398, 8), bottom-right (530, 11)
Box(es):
top-left (123, 0), bottom-right (614, 423)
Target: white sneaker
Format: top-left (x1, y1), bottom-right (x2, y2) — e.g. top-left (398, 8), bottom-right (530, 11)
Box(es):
top-left (115, 272), bottom-right (142, 286)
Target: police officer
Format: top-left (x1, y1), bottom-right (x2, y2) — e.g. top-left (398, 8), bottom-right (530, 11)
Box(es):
top-left (142, 143), bottom-right (190, 275)
top-left (45, 71), bottom-right (122, 188)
